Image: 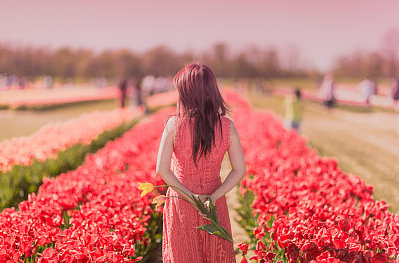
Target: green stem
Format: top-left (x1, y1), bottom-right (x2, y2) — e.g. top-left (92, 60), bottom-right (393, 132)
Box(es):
top-left (166, 195), bottom-right (194, 204)
top-left (155, 185), bottom-right (219, 224)
top-left (155, 185), bottom-right (198, 207)
top-left (155, 185), bottom-right (216, 223)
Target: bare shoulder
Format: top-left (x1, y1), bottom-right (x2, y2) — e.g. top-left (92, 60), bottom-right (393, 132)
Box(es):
top-left (226, 118), bottom-right (244, 161)
top-left (228, 119), bottom-right (239, 138)
top-left (163, 116), bottom-right (176, 146)
top-left (165, 116), bottom-right (176, 134)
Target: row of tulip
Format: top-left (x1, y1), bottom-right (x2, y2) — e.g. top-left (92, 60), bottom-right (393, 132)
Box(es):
top-left (231, 96), bottom-right (399, 262)
top-left (1, 87), bottom-right (119, 111)
top-left (0, 108), bottom-right (142, 173)
top-left (0, 107), bottom-right (173, 262)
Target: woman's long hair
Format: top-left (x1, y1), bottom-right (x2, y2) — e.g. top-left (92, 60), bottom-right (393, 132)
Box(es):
top-left (174, 61), bottom-right (229, 165)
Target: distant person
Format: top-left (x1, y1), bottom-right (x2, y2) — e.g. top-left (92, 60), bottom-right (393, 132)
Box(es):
top-left (44, 76), bottom-right (53, 89)
top-left (118, 78), bottom-right (128, 108)
top-left (284, 89), bottom-right (304, 133)
top-left (18, 76), bottom-right (26, 90)
top-left (6, 75), bottom-right (13, 90)
top-left (359, 78), bottom-right (377, 105)
top-left (319, 74), bottom-right (336, 109)
top-left (134, 77), bottom-right (143, 107)
top-left (390, 78), bottom-right (399, 109)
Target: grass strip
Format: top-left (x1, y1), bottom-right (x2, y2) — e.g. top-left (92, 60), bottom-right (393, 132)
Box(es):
top-left (0, 104), bottom-right (10, 110)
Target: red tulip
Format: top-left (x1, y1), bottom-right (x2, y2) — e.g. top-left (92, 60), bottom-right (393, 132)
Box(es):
top-left (238, 243), bottom-right (249, 255)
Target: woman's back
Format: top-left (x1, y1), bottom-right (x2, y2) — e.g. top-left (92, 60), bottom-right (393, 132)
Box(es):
top-left (171, 115), bottom-right (231, 194)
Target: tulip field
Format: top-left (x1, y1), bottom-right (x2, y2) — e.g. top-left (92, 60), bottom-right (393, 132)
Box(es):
top-left (0, 90), bottom-right (398, 262)
top-left (229, 92), bottom-right (399, 262)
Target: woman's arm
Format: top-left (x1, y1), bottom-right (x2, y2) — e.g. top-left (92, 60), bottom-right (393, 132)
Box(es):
top-left (156, 117), bottom-right (196, 201)
top-left (208, 120), bottom-right (246, 205)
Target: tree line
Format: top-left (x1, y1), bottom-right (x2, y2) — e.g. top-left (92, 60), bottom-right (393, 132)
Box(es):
top-left (333, 50), bottom-right (398, 79)
top-left (334, 29), bottom-right (399, 79)
top-left (0, 43), bottom-right (312, 82)
top-left (0, 40), bottom-right (398, 82)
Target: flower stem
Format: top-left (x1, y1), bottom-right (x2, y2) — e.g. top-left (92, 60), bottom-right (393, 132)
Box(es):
top-left (155, 185), bottom-right (197, 207)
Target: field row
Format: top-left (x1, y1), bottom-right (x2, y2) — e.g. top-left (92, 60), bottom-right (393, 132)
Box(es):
top-left (0, 87), bottom-right (119, 111)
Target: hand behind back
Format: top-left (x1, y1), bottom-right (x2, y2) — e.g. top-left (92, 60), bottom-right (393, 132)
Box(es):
top-left (192, 194), bottom-right (213, 221)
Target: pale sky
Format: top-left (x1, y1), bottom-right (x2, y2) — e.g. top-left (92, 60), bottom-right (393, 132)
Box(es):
top-left (0, 0), bottom-right (398, 71)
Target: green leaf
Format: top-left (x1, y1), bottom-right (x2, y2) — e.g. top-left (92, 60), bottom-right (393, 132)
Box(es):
top-left (196, 224), bottom-right (234, 243)
top-left (196, 224), bottom-right (220, 234)
top-left (208, 200), bottom-right (220, 225)
top-left (191, 194), bottom-right (212, 218)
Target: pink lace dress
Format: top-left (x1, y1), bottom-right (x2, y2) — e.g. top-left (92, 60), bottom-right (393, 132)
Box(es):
top-left (162, 115), bottom-right (236, 263)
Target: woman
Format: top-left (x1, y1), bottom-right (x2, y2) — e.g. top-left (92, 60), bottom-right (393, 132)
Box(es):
top-left (156, 62), bottom-right (246, 262)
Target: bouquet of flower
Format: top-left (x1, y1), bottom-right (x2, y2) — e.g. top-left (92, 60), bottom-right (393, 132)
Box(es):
top-left (138, 182), bottom-right (234, 243)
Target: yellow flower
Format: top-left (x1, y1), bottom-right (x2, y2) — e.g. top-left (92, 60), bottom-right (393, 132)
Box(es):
top-left (152, 195), bottom-right (166, 209)
top-left (138, 182), bottom-right (154, 197)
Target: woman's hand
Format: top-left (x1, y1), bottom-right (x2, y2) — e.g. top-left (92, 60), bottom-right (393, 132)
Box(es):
top-left (203, 195), bottom-right (218, 212)
top-left (193, 194), bottom-right (212, 221)
top-left (193, 194), bottom-right (209, 204)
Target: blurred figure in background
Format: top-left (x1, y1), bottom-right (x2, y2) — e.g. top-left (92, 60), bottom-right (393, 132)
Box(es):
top-left (133, 77), bottom-right (143, 107)
top-left (390, 78), bottom-right (399, 109)
top-left (6, 75), bottom-right (15, 90)
top-left (118, 78), bottom-right (128, 108)
top-left (18, 76), bottom-right (26, 90)
top-left (358, 78), bottom-right (377, 106)
top-left (44, 75), bottom-right (53, 89)
top-left (284, 88), bottom-right (304, 133)
top-left (319, 74), bottom-right (336, 109)
top-left (142, 75), bottom-right (155, 97)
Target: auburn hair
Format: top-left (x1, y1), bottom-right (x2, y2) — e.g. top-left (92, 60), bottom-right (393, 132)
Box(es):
top-left (173, 61), bottom-right (229, 165)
